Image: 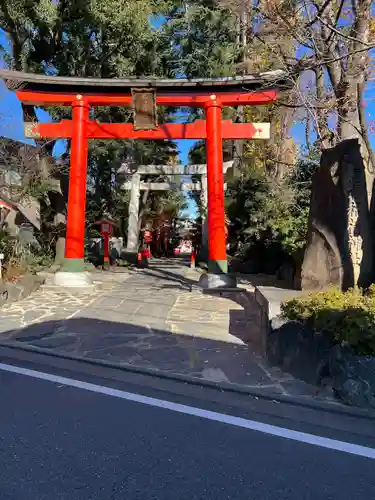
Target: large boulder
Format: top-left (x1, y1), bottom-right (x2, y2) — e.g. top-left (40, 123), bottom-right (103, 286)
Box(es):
top-left (269, 319), bottom-right (375, 409)
top-left (268, 318), bottom-right (332, 385)
top-left (301, 139), bottom-right (373, 291)
top-left (330, 345), bottom-right (375, 408)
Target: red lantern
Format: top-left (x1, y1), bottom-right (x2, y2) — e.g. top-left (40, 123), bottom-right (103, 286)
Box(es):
top-left (95, 217), bottom-right (117, 268)
top-left (144, 230), bottom-right (152, 244)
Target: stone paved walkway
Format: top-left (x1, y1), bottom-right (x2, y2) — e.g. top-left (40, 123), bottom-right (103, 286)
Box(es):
top-left (0, 259), bottom-right (336, 402)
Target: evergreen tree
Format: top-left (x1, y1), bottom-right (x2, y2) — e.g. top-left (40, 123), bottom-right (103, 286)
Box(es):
top-left (0, 0), bottom-right (186, 258)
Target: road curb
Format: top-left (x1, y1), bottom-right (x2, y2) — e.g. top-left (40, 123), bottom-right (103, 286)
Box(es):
top-left (0, 339), bottom-right (374, 421)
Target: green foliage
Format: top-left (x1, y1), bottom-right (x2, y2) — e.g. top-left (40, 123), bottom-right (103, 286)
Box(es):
top-left (144, 189), bottom-right (188, 221)
top-left (188, 139), bottom-right (233, 217)
top-left (159, 0), bottom-right (239, 78)
top-left (20, 249), bottom-right (54, 275)
top-left (0, 0), bottom-right (189, 252)
top-left (281, 286), bottom-right (375, 356)
top-left (226, 166), bottom-right (271, 237)
top-left (267, 204), bottom-right (310, 257)
top-left (0, 230), bottom-right (15, 264)
top-left (0, 227), bottom-right (54, 280)
top-left (0, 0), bottom-right (162, 74)
top-left (225, 150), bottom-right (319, 263)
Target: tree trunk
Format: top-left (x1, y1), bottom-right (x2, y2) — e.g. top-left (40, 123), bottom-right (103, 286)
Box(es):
top-left (314, 67), bottom-right (334, 149)
top-left (272, 106), bottom-right (297, 179)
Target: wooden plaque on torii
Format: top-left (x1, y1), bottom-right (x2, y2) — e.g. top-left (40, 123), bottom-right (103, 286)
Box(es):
top-left (132, 88), bottom-right (158, 131)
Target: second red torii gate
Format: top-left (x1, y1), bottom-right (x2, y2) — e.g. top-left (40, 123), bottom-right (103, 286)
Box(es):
top-left (0, 69), bottom-right (287, 289)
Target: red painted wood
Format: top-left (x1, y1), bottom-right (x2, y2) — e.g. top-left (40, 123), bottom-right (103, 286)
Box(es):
top-left (64, 100), bottom-right (89, 261)
top-left (16, 89), bottom-right (278, 107)
top-left (205, 99), bottom-right (227, 267)
top-left (18, 86), bottom-right (278, 273)
top-left (30, 120), bottom-right (261, 140)
top-left (103, 233), bottom-right (110, 263)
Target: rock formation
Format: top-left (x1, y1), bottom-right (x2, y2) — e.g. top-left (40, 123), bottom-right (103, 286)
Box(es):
top-left (301, 139), bottom-right (373, 291)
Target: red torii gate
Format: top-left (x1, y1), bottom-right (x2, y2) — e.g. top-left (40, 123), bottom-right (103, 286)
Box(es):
top-left (0, 69), bottom-right (287, 289)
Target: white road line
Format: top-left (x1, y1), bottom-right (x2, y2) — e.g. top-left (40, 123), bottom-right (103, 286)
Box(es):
top-left (1, 362), bottom-right (374, 460)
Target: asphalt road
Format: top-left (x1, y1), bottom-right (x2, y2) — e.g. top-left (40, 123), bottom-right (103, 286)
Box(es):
top-left (1, 358), bottom-right (375, 500)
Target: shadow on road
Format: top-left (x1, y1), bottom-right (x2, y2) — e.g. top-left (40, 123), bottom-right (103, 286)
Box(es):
top-left (143, 258), bottom-right (196, 288)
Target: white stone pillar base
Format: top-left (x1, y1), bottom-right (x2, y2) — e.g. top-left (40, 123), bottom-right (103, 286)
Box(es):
top-left (54, 271), bottom-right (95, 292)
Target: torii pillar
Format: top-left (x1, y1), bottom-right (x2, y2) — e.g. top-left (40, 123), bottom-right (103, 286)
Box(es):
top-left (124, 172), bottom-right (141, 261)
top-left (199, 95), bottom-right (236, 289)
top-left (54, 97), bottom-right (92, 288)
top-left (200, 173), bottom-right (208, 261)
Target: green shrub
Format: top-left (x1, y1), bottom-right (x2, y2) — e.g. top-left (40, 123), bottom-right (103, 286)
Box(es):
top-left (281, 286), bottom-right (375, 356)
top-left (23, 252), bottom-right (54, 274)
top-left (0, 228), bottom-right (55, 281)
top-left (0, 229), bottom-right (16, 263)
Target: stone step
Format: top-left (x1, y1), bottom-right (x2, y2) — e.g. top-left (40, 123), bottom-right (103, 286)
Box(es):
top-left (40, 283), bottom-right (97, 295)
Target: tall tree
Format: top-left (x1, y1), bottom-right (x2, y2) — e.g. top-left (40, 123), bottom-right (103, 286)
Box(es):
top-left (159, 0), bottom-right (240, 78)
top-left (0, 0), bottom-right (185, 260)
top-left (240, 0), bottom-right (375, 184)
top-left (233, 0), bottom-right (375, 286)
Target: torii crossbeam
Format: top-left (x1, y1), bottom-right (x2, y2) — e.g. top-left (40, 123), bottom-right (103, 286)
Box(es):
top-left (0, 69), bottom-right (288, 290)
